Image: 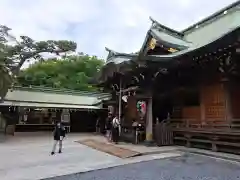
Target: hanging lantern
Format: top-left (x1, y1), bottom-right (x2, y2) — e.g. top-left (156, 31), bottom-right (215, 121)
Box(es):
top-left (122, 95), bottom-right (128, 102)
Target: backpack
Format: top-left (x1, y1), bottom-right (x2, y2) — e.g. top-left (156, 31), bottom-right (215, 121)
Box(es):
top-left (112, 118), bottom-right (120, 128)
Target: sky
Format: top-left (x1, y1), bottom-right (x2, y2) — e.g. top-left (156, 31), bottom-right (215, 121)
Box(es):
top-left (0, 0), bottom-right (238, 61)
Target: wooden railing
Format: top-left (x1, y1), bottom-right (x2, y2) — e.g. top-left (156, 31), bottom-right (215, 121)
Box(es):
top-left (170, 118), bottom-right (240, 131)
top-left (169, 118), bottom-right (240, 154)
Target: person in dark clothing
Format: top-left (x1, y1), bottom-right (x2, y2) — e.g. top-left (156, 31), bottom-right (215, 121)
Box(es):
top-left (106, 113), bottom-right (112, 141)
top-left (51, 120), bottom-right (66, 155)
top-left (95, 117), bottom-right (101, 133)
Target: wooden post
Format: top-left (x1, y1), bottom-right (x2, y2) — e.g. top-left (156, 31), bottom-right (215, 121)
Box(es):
top-left (118, 78), bottom-right (122, 122)
top-left (118, 78), bottom-right (122, 136)
top-left (145, 97), bottom-right (153, 142)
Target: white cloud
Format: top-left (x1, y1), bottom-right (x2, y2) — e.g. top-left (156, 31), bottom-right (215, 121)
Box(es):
top-left (0, 0), bottom-right (237, 63)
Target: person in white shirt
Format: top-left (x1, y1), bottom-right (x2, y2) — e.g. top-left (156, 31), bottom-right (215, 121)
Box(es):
top-left (111, 116), bottom-right (120, 144)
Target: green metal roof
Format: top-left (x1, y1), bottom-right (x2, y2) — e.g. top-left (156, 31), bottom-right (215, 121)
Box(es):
top-left (4, 89), bottom-right (109, 105)
top-left (1, 101), bottom-right (102, 109)
top-left (182, 0), bottom-right (240, 33)
top-left (183, 5), bottom-right (239, 47)
top-left (150, 26), bottom-right (192, 49)
top-left (148, 25), bottom-right (239, 60)
top-left (0, 86), bottom-right (111, 109)
top-left (12, 85), bottom-right (110, 98)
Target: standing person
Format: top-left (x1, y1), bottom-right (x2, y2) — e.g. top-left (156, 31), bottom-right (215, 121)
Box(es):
top-left (95, 117), bottom-right (100, 133)
top-left (51, 120), bottom-right (66, 155)
top-left (106, 113), bottom-right (112, 141)
top-left (132, 119), bottom-right (138, 144)
top-left (111, 116), bottom-right (120, 144)
top-left (23, 112), bottom-right (28, 124)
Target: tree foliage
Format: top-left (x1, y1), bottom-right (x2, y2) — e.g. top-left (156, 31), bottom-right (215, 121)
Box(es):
top-left (17, 55), bottom-right (104, 91)
top-left (0, 25), bottom-right (77, 100)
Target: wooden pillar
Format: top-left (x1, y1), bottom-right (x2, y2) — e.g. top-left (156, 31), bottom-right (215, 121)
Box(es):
top-left (145, 97), bottom-right (153, 142)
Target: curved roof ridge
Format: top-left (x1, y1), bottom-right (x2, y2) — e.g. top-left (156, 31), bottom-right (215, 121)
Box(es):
top-left (105, 47), bottom-right (138, 57)
top-left (149, 17), bottom-right (184, 37)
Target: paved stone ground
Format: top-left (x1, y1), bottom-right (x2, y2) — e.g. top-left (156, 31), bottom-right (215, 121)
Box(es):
top-left (44, 154), bottom-right (240, 180)
top-left (0, 132), bottom-right (181, 180)
top-left (0, 132), bottom-right (121, 180)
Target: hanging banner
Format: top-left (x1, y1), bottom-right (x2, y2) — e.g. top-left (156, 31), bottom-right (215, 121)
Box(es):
top-left (136, 101), bottom-right (147, 118)
top-left (61, 109), bottom-right (70, 123)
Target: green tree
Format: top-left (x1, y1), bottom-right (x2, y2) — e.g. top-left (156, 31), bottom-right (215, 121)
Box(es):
top-left (0, 25), bottom-right (77, 100)
top-left (17, 55), bottom-right (104, 91)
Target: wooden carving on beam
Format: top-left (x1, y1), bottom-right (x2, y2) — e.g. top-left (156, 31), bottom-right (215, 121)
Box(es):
top-left (111, 84), bottom-right (119, 91)
top-left (149, 38), bottom-right (157, 50)
top-left (153, 68), bottom-right (168, 79)
top-left (132, 73), bottom-right (145, 84)
top-left (218, 55), bottom-right (237, 76)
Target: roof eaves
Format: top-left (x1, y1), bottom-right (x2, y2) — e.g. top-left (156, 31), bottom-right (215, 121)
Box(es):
top-left (139, 18), bottom-right (188, 56)
top-left (12, 86), bottom-right (107, 97)
top-left (105, 47), bottom-right (138, 57)
top-left (182, 0), bottom-right (240, 34)
top-left (139, 30), bottom-right (152, 56)
top-left (147, 25), bottom-right (239, 61)
top-left (105, 47), bottom-right (139, 64)
top-left (149, 27), bottom-right (192, 50)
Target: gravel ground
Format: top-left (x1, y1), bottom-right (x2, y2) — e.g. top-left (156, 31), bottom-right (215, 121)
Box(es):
top-left (45, 154), bottom-right (240, 180)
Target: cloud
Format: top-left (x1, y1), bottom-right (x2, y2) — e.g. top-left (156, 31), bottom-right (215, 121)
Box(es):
top-left (0, 0), bottom-right (237, 62)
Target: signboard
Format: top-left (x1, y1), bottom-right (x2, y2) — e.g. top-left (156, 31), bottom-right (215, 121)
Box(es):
top-left (61, 109), bottom-right (70, 123)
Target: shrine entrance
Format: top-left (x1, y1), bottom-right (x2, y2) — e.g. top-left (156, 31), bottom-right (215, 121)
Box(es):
top-left (153, 95), bottom-right (173, 123)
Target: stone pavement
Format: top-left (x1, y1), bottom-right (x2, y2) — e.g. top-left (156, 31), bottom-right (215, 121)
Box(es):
top-left (0, 132), bottom-right (182, 180)
top-left (45, 154), bottom-right (240, 180)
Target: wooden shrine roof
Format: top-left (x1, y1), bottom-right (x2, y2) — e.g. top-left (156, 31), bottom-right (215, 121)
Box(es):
top-left (99, 1), bottom-right (240, 82)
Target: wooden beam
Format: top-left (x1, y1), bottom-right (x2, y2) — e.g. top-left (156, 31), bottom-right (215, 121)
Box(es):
top-left (116, 86), bottom-right (139, 94)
